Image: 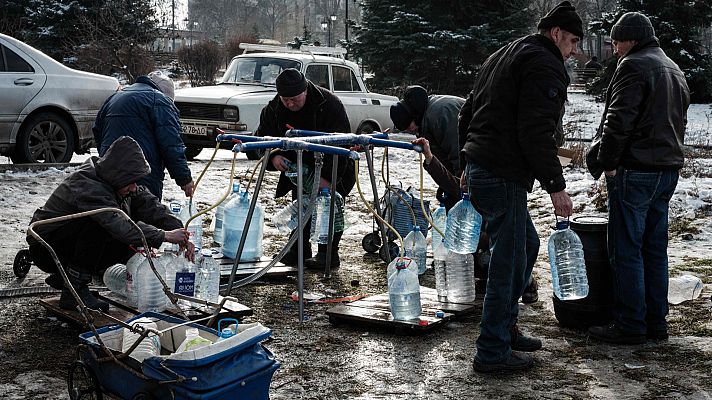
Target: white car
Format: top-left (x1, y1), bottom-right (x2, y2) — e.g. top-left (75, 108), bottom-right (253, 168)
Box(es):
top-left (0, 33), bottom-right (119, 163)
top-left (174, 44), bottom-right (398, 159)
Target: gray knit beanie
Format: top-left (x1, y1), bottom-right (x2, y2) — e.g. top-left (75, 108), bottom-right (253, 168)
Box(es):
top-left (148, 70), bottom-right (175, 100)
top-left (610, 12), bottom-right (655, 42)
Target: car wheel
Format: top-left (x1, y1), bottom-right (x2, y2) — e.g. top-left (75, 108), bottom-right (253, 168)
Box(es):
top-left (11, 112), bottom-right (75, 163)
top-left (357, 122), bottom-right (378, 135)
top-left (184, 145), bottom-right (202, 160)
top-left (246, 149), bottom-right (263, 160)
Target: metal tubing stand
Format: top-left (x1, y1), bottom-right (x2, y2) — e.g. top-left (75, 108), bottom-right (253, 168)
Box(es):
top-left (296, 150), bottom-right (306, 322)
top-left (365, 147), bottom-right (391, 262)
top-left (324, 158), bottom-right (339, 278)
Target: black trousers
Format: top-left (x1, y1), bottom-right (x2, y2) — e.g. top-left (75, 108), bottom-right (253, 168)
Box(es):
top-left (29, 218), bottom-right (134, 275)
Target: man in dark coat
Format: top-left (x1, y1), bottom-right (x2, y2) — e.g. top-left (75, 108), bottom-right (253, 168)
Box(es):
top-left (256, 68), bottom-right (354, 269)
top-left (458, 1), bottom-right (579, 373)
top-left (93, 71), bottom-right (194, 200)
top-left (586, 12), bottom-right (690, 344)
top-left (27, 136), bottom-right (194, 312)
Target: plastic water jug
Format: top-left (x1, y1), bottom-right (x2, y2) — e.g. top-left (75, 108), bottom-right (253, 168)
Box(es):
top-left (195, 249), bottom-right (220, 304)
top-left (547, 220), bottom-right (589, 300)
top-left (167, 202), bottom-right (183, 252)
top-left (310, 188), bottom-right (345, 244)
top-left (284, 161), bottom-right (314, 194)
top-left (176, 327), bottom-right (213, 353)
top-left (122, 317), bottom-right (161, 362)
top-left (443, 194), bottom-right (481, 254)
top-left (668, 275), bottom-right (703, 304)
top-left (217, 318), bottom-right (239, 340)
top-left (386, 256), bottom-right (419, 280)
top-left (446, 251), bottom-right (476, 303)
top-left (125, 251), bottom-right (146, 307)
top-left (433, 241), bottom-right (448, 302)
top-left (388, 260), bottom-right (422, 320)
top-left (272, 199), bottom-right (310, 233)
top-left (103, 263), bottom-right (127, 298)
top-left (137, 256), bottom-right (167, 313)
top-left (403, 226), bottom-right (427, 275)
top-left (222, 191), bottom-right (264, 261)
top-left (213, 182), bottom-right (240, 245)
top-left (430, 201), bottom-right (447, 254)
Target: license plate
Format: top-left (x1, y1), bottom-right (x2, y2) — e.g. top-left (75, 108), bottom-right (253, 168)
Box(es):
top-left (181, 124), bottom-right (213, 136)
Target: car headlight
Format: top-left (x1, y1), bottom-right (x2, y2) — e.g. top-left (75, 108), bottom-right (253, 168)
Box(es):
top-left (223, 107), bottom-right (239, 121)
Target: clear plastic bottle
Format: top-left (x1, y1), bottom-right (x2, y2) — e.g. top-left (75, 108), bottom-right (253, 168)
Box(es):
top-left (430, 201), bottom-right (447, 254)
top-left (284, 161), bottom-right (314, 194)
top-left (310, 188), bottom-right (345, 244)
top-left (668, 275), bottom-right (703, 304)
top-left (167, 202), bottom-right (183, 252)
top-left (272, 199), bottom-right (310, 233)
top-left (403, 226), bottom-right (427, 275)
top-left (176, 327), bottom-right (213, 353)
top-left (195, 249), bottom-right (220, 305)
top-left (213, 182), bottom-right (240, 245)
top-left (386, 256), bottom-right (419, 280)
top-left (125, 251), bottom-right (145, 307)
top-left (222, 191), bottom-right (264, 262)
top-left (122, 317), bottom-right (161, 362)
top-left (446, 251), bottom-right (476, 303)
top-left (433, 241), bottom-right (448, 302)
top-left (103, 263), bottom-right (127, 298)
top-left (547, 220), bottom-right (589, 301)
top-left (443, 194), bottom-right (482, 254)
top-left (388, 260), bottom-right (422, 321)
top-left (136, 256), bottom-right (167, 313)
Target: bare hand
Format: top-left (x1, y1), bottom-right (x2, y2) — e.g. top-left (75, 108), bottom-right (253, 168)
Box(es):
top-left (411, 137), bottom-right (433, 162)
top-left (182, 241), bottom-right (196, 263)
top-left (164, 228), bottom-right (190, 245)
top-left (272, 155), bottom-right (289, 171)
top-left (181, 180), bottom-right (194, 197)
top-left (604, 170), bottom-right (617, 177)
top-left (550, 191), bottom-right (574, 217)
top-left (459, 171), bottom-right (466, 193)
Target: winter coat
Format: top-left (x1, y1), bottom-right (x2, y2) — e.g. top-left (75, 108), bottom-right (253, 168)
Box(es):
top-left (92, 76), bottom-right (192, 199)
top-left (418, 95), bottom-right (465, 176)
top-left (256, 81), bottom-right (355, 198)
top-left (586, 37), bottom-right (690, 179)
top-left (28, 137), bottom-right (182, 249)
top-left (459, 34), bottom-right (568, 193)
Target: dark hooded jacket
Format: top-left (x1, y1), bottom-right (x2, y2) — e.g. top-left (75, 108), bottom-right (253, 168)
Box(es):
top-left (586, 37), bottom-right (689, 178)
top-left (93, 76), bottom-right (192, 199)
top-left (459, 34), bottom-right (568, 193)
top-left (28, 136), bottom-right (182, 248)
top-left (256, 81), bottom-right (354, 198)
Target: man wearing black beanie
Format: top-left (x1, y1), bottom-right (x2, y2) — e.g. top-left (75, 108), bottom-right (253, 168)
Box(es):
top-left (586, 12), bottom-right (690, 345)
top-left (256, 68), bottom-right (354, 270)
top-left (458, 0), bottom-right (581, 373)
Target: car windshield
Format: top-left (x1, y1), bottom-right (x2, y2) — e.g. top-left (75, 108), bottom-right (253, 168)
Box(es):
top-left (220, 57), bottom-right (302, 85)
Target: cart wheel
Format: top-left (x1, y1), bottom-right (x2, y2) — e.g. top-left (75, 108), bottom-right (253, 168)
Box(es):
top-left (379, 242), bottom-right (400, 263)
top-left (361, 232), bottom-right (382, 254)
top-left (13, 249), bottom-right (32, 278)
top-left (67, 361), bottom-right (103, 400)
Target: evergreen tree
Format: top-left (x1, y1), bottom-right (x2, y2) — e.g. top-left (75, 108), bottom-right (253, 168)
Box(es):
top-left (596, 0), bottom-right (712, 103)
top-left (350, 0), bottom-right (532, 95)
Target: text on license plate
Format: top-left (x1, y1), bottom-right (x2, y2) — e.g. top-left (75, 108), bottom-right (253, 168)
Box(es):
top-left (182, 125), bottom-right (213, 136)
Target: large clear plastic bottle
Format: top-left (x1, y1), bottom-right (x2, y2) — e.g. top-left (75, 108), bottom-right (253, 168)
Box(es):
top-left (125, 251), bottom-right (145, 307)
top-left (433, 241), bottom-right (449, 302)
top-left (272, 199), bottom-right (310, 233)
top-left (195, 249), bottom-right (220, 305)
top-left (446, 252), bottom-right (476, 303)
top-left (310, 188), bottom-right (345, 244)
top-left (403, 226), bottom-right (427, 275)
top-left (430, 201), bottom-right (447, 254)
top-left (103, 263), bottom-right (127, 298)
top-left (386, 256), bottom-right (419, 280)
top-left (222, 191), bottom-right (264, 262)
top-left (179, 201), bottom-right (203, 251)
top-left (284, 160), bottom-right (314, 194)
top-left (444, 194), bottom-right (481, 254)
top-left (167, 202), bottom-right (183, 252)
top-left (547, 220), bottom-right (589, 300)
top-left (388, 259), bottom-right (422, 320)
top-left (213, 182), bottom-right (240, 245)
top-left (122, 317), bottom-right (161, 362)
top-left (668, 275), bottom-right (704, 304)
top-left (137, 256), bottom-right (167, 313)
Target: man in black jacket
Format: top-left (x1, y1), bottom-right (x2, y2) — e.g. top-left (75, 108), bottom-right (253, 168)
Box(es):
top-left (256, 68), bottom-right (354, 269)
top-left (459, 1), bottom-right (578, 373)
top-left (586, 12), bottom-right (690, 345)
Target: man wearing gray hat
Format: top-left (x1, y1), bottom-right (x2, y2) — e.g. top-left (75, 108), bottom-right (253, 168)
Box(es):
top-left (586, 12), bottom-right (690, 344)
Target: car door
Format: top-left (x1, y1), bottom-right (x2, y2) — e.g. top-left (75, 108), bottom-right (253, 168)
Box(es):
top-left (330, 64), bottom-right (379, 132)
top-left (0, 40), bottom-right (46, 139)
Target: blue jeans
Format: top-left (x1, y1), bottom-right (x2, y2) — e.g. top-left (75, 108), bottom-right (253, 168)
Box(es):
top-left (467, 162), bottom-right (539, 363)
top-left (606, 169), bottom-right (678, 334)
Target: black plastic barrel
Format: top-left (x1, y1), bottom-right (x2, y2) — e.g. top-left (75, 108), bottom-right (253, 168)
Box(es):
top-left (552, 215), bottom-right (614, 329)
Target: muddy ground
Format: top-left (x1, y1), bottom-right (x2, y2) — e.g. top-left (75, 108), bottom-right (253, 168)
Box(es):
top-left (0, 152), bottom-right (711, 400)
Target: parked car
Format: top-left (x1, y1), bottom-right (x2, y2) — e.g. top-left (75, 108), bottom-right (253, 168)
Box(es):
top-left (0, 33), bottom-right (119, 163)
top-left (174, 44), bottom-right (398, 160)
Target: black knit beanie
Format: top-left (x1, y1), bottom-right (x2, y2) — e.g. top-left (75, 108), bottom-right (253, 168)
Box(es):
top-left (390, 102), bottom-right (414, 131)
top-left (276, 68), bottom-right (307, 97)
top-left (610, 12), bottom-right (655, 42)
top-left (537, 1), bottom-right (584, 39)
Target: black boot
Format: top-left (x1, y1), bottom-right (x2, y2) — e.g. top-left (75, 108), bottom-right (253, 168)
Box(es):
top-left (305, 232), bottom-right (342, 270)
top-left (59, 268), bottom-right (109, 312)
top-left (521, 275), bottom-right (539, 304)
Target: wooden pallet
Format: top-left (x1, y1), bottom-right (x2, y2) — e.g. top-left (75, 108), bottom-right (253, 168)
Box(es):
top-left (39, 291), bottom-right (253, 329)
top-left (326, 287), bottom-right (482, 334)
top-left (216, 255), bottom-right (297, 279)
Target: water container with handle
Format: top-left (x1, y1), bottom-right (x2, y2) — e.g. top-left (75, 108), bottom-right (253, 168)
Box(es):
top-left (386, 256), bottom-right (418, 280)
top-left (430, 200), bottom-right (447, 254)
top-left (218, 318), bottom-right (239, 340)
top-left (547, 219), bottom-right (589, 300)
top-left (137, 256), bottom-right (168, 313)
top-left (443, 194), bottom-right (481, 254)
top-left (213, 182), bottom-right (240, 245)
top-left (125, 251), bottom-right (146, 307)
top-left (388, 260), bottom-right (422, 320)
top-left (222, 191), bottom-right (264, 261)
top-left (403, 226), bottom-right (427, 275)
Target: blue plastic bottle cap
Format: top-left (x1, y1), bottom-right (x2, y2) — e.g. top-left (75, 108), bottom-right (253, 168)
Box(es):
top-left (556, 220), bottom-right (570, 230)
top-left (435, 310), bottom-right (445, 318)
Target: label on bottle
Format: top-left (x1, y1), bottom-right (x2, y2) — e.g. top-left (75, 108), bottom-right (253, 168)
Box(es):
top-left (175, 272), bottom-right (196, 296)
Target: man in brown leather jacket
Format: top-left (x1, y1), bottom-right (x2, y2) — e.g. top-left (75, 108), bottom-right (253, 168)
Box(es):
top-left (586, 12), bottom-right (690, 345)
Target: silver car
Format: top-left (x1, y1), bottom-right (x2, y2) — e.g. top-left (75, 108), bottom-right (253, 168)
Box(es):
top-left (0, 33), bottom-right (119, 163)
